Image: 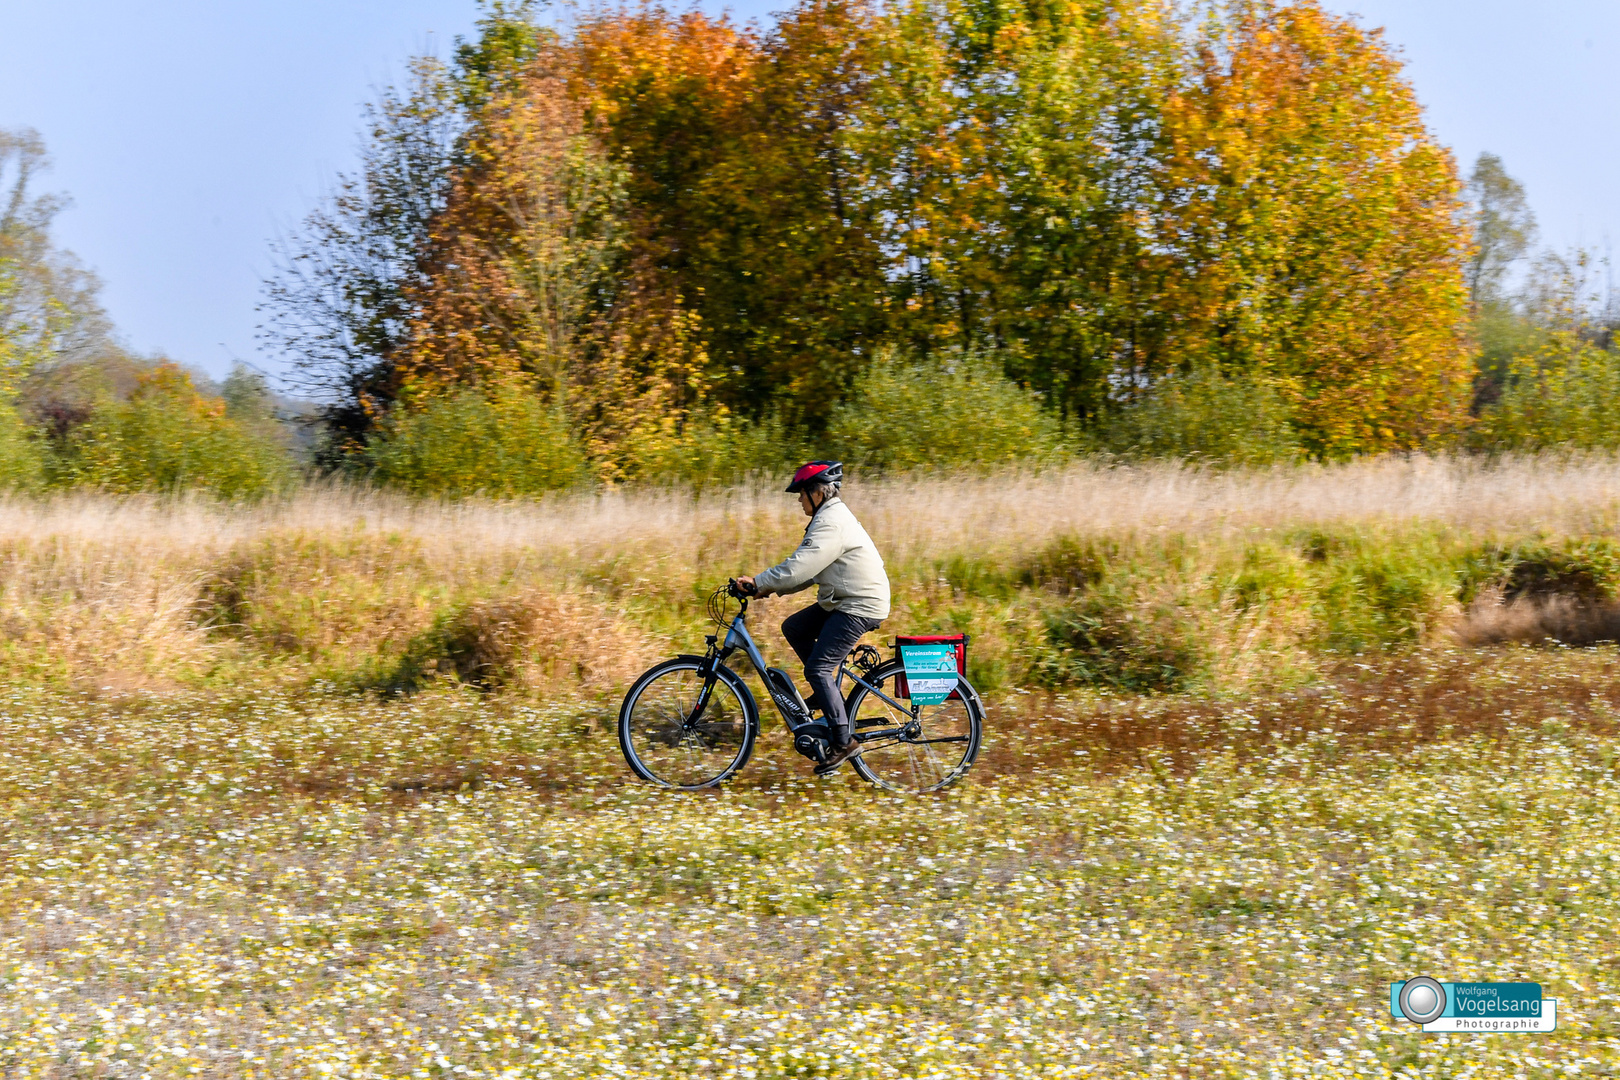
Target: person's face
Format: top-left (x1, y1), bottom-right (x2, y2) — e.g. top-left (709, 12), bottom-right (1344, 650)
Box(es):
top-left (798, 490), bottom-right (814, 517)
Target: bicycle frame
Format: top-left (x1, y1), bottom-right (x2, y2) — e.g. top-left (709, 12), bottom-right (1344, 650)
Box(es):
top-left (702, 599), bottom-right (918, 739)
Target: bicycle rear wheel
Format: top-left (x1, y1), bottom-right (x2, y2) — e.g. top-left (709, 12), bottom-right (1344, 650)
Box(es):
top-left (843, 659), bottom-right (982, 793)
top-left (619, 658), bottom-right (757, 789)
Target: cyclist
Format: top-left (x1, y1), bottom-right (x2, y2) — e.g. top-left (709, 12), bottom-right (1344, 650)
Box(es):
top-left (737, 460), bottom-right (890, 774)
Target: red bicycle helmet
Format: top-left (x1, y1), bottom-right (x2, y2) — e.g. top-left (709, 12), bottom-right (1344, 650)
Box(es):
top-left (786, 460), bottom-right (843, 493)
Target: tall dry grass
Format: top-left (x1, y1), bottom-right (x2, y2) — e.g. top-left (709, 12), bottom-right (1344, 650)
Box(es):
top-left (4, 453), bottom-right (1620, 692)
top-left (8, 452), bottom-right (1620, 556)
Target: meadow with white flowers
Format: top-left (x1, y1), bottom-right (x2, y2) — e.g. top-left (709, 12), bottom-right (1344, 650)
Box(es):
top-left (3, 461), bottom-right (1620, 1076)
top-left (4, 648), bottom-right (1620, 1078)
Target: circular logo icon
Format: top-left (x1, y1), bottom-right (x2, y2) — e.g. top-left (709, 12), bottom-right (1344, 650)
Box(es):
top-left (1399, 977), bottom-right (1447, 1024)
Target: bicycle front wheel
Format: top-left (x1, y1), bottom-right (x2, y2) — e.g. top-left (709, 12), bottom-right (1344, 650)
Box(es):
top-left (619, 658), bottom-right (757, 789)
top-left (844, 659), bottom-right (982, 793)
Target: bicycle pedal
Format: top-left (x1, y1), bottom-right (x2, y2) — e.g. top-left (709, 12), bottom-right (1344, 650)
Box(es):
top-left (813, 751), bottom-right (861, 776)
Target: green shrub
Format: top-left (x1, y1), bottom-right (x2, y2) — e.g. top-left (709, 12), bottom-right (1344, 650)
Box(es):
top-left (1098, 367), bottom-right (1302, 467)
top-left (1296, 529), bottom-right (1455, 653)
top-left (1025, 527), bottom-right (1457, 682)
top-left (63, 365), bottom-right (293, 498)
top-left (1471, 333), bottom-right (1620, 451)
top-left (1018, 535), bottom-right (1113, 595)
top-left (1471, 301), bottom-right (1544, 404)
top-left (0, 402), bottom-right (45, 491)
top-left (608, 406), bottom-right (798, 488)
top-left (368, 382), bottom-right (589, 497)
top-left (1455, 538), bottom-right (1620, 605)
top-left (824, 350), bottom-right (1062, 472)
top-left (375, 597), bottom-right (533, 696)
top-left (1038, 586), bottom-right (1208, 694)
top-left (1228, 543), bottom-right (1311, 612)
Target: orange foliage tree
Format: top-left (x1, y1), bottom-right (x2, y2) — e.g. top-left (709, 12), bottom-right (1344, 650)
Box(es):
top-left (571, 1), bottom-right (891, 420)
top-left (1153, 1), bottom-right (1472, 455)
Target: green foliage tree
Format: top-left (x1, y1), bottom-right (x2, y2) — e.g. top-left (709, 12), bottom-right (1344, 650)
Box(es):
top-left (64, 364), bottom-right (294, 498)
top-left (1459, 175), bottom-right (1620, 441)
top-left (221, 364), bottom-right (275, 423)
top-left (857, 0), bottom-right (1179, 418)
top-left (1465, 153), bottom-right (1541, 407)
top-left (1, 128), bottom-right (125, 492)
top-left (1465, 152), bottom-right (1537, 312)
top-left (1, 128), bottom-right (118, 375)
top-left (453, 0), bottom-right (548, 111)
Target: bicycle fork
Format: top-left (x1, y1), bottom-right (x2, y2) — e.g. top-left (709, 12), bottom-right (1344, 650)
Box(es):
top-left (685, 639), bottom-right (729, 729)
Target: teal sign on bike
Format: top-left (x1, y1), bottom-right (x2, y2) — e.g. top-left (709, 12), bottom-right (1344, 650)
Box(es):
top-left (900, 643), bottom-right (958, 707)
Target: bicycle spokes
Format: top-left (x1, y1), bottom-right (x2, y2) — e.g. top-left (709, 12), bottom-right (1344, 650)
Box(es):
top-left (845, 659), bottom-right (981, 793)
top-left (620, 661), bottom-right (754, 789)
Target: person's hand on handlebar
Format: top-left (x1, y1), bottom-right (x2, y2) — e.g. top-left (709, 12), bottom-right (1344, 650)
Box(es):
top-left (735, 576), bottom-right (767, 597)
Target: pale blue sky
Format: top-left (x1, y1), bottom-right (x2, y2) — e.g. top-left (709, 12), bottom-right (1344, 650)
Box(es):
top-left (1, 1), bottom-right (1615, 381)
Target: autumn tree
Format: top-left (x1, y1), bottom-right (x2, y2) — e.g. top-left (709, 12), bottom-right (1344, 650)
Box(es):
top-left (258, 58), bottom-right (465, 456)
top-left (259, 2), bottom-right (549, 458)
top-left (1, 128), bottom-right (118, 391)
top-left (401, 54), bottom-right (729, 480)
top-left (270, 0), bottom-right (1479, 472)
top-left (849, 0), bottom-right (1183, 421)
top-left (1152, 1), bottom-right (1473, 455)
top-left (572, 1), bottom-right (892, 423)
top-left (402, 59), bottom-right (627, 395)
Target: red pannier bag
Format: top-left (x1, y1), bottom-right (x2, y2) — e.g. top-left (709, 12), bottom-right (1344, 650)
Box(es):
top-left (893, 633), bottom-right (969, 700)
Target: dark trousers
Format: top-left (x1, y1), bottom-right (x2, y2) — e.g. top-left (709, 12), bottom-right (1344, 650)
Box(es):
top-left (781, 603), bottom-right (883, 743)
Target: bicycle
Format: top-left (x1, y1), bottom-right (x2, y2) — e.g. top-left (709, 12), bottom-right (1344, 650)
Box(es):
top-left (617, 581), bottom-right (984, 793)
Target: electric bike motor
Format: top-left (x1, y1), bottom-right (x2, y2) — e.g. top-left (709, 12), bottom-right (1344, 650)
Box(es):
top-left (792, 723), bottom-right (833, 763)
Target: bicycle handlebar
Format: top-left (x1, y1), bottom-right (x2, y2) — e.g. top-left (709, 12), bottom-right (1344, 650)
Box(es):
top-left (727, 577), bottom-right (757, 599)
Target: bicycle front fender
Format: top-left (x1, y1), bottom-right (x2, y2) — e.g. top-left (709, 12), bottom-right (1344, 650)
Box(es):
top-left (673, 654), bottom-right (762, 737)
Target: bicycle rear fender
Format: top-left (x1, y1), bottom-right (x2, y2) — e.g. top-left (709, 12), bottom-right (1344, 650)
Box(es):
top-left (841, 659), bottom-right (983, 716)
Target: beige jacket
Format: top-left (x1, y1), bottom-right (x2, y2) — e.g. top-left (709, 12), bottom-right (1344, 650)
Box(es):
top-left (754, 497), bottom-right (891, 620)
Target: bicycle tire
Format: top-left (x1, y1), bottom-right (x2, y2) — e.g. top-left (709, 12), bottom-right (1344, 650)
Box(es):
top-left (618, 656), bottom-right (759, 789)
top-left (842, 658), bottom-right (982, 793)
